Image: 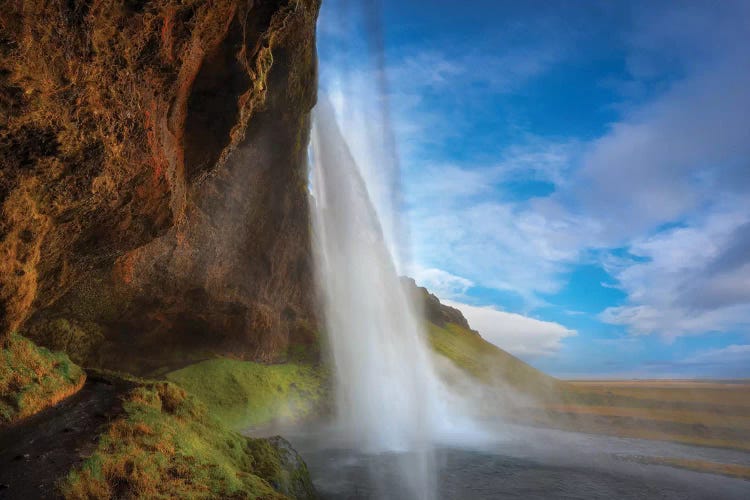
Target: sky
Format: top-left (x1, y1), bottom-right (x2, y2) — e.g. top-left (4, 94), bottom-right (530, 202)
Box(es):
top-left (316, 0), bottom-right (750, 378)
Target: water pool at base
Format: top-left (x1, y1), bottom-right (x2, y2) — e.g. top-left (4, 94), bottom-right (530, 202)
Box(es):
top-left (255, 422), bottom-right (750, 500)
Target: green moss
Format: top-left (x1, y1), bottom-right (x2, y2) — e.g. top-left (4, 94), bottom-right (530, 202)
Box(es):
top-left (249, 436), bottom-right (317, 499)
top-left (165, 358), bottom-right (328, 430)
top-left (427, 322), bottom-right (562, 399)
top-left (61, 381), bottom-right (313, 499)
top-left (0, 333), bottom-right (85, 425)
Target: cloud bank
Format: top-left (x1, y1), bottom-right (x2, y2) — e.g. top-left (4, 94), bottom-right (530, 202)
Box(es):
top-left (444, 300), bottom-right (576, 359)
top-left (401, 0), bottom-right (750, 340)
top-left (318, 0), bottom-right (750, 375)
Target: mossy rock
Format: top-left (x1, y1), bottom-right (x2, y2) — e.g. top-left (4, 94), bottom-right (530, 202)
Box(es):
top-left (60, 380), bottom-right (317, 499)
top-left (0, 334), bottom-right (85, 426)
top-left (248, 436), bottom-right (317, 500)
top-left (165, 358), bottom-right (329, 430)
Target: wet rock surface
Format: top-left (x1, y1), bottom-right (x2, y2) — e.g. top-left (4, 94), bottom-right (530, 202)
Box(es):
top-left (266, 435), bottom-right (318, 500)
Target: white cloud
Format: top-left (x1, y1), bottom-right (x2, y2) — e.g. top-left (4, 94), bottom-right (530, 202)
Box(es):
top-left (685, 344), bottom-right (750, 365)
top-left (411, 198), bottom-right (599, 305)
top-left (600, 206), bottom-right (750, 337)
top-left (386, 46), bottom-right (563, 95)
top-left (320, 0), bottom-right (750, 342)
top-left (570, 1), bottom-right (750, 242)
top-left (402, 134), bottom-right (602, 310)
top-left (495, 140), bottom-right (579, 188)
top-left (410, 1), bottom-right (750, 339)
top-left (444, 300), bottom-right (576, 358)
top-left (406, 139), bottom-right (579, 206)
top-left (411, 267), bottom-right (474, 300)
top-left (575, 61), bottom-right (750, 240)
top-left (385, 51), bottom-right (464, 89)
top-left (407, 163), bottom-right (492, 204)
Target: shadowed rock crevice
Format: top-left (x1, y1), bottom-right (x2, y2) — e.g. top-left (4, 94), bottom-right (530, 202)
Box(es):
top-left (183, 16), bottom-right (252, 184)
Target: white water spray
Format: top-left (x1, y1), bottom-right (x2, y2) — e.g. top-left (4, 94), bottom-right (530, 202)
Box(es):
top-left (311, 97), bottom-right (445, 449)
top-left (311, 96), bottom-right (446, 497)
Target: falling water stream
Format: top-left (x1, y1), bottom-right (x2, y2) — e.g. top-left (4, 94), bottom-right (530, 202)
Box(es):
top-left (310, 96), bottom-right (443, 499)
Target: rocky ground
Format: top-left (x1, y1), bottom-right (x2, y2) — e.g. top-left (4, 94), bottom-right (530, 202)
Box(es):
top-left (0, 379), bottom-right (123, 499)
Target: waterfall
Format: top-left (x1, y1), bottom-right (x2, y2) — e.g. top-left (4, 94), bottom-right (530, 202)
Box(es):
top-left (310, 96), bottom-right (443, 498)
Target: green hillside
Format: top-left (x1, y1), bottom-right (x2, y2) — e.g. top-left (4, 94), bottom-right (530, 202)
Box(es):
top-left (427, 321), bottom-right (562, 400)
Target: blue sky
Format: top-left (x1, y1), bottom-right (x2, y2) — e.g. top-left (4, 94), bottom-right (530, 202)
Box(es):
top-left (316, 0), bottom-right (750, 378)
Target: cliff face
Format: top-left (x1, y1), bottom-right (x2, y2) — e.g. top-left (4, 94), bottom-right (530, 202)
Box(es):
top-left (401, 278), bottom-right (475, 332)
top-left (0, 0), bottom-right (320, 371)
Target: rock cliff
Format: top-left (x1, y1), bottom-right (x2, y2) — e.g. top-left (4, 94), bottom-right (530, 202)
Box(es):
top-left (0, 0), bottom-right (320, 372)
top-left (401, 277), bottom-right (475, 332)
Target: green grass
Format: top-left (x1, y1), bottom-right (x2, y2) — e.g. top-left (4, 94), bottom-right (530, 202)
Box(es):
top-left (165, 359), bottom-right (328, 430)
top-left (427, 322), bottom-right (561, 398)
top-left (163, 322), bottom-right (548, 432)
top-left (0, 333), bottom-right (85, 425)
top-left (61, 381), bottom-right (313, 499)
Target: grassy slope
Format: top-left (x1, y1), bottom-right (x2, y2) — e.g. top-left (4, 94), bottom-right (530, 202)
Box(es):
top-left (165, 359), bottom-right (328, 430)
top-left (61, 380), bottom-right (314, 499)
top-left (161, 321), bottom-right (750, 456)
top-left (163, 322), bottom-right (550, 433)
top-left (0, 335), bottom-right (316, 498)
top-left (160, 321), bottom-right (553, 434)
top-left (427, 322), bottom-right (750, 453)
top-left (0, 333), bottom-right (85, 425)
top-left (427, 322), bottom-right (561, 399)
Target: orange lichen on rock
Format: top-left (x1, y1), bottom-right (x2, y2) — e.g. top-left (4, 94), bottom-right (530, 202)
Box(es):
top-left (0, 0), bottom-right (321, 372)
top-left (0, 180), bottom-right (52, 337)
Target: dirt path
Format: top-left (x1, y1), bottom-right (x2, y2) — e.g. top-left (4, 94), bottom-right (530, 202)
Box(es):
top-left (0, 378), bottom-right (122, 499)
